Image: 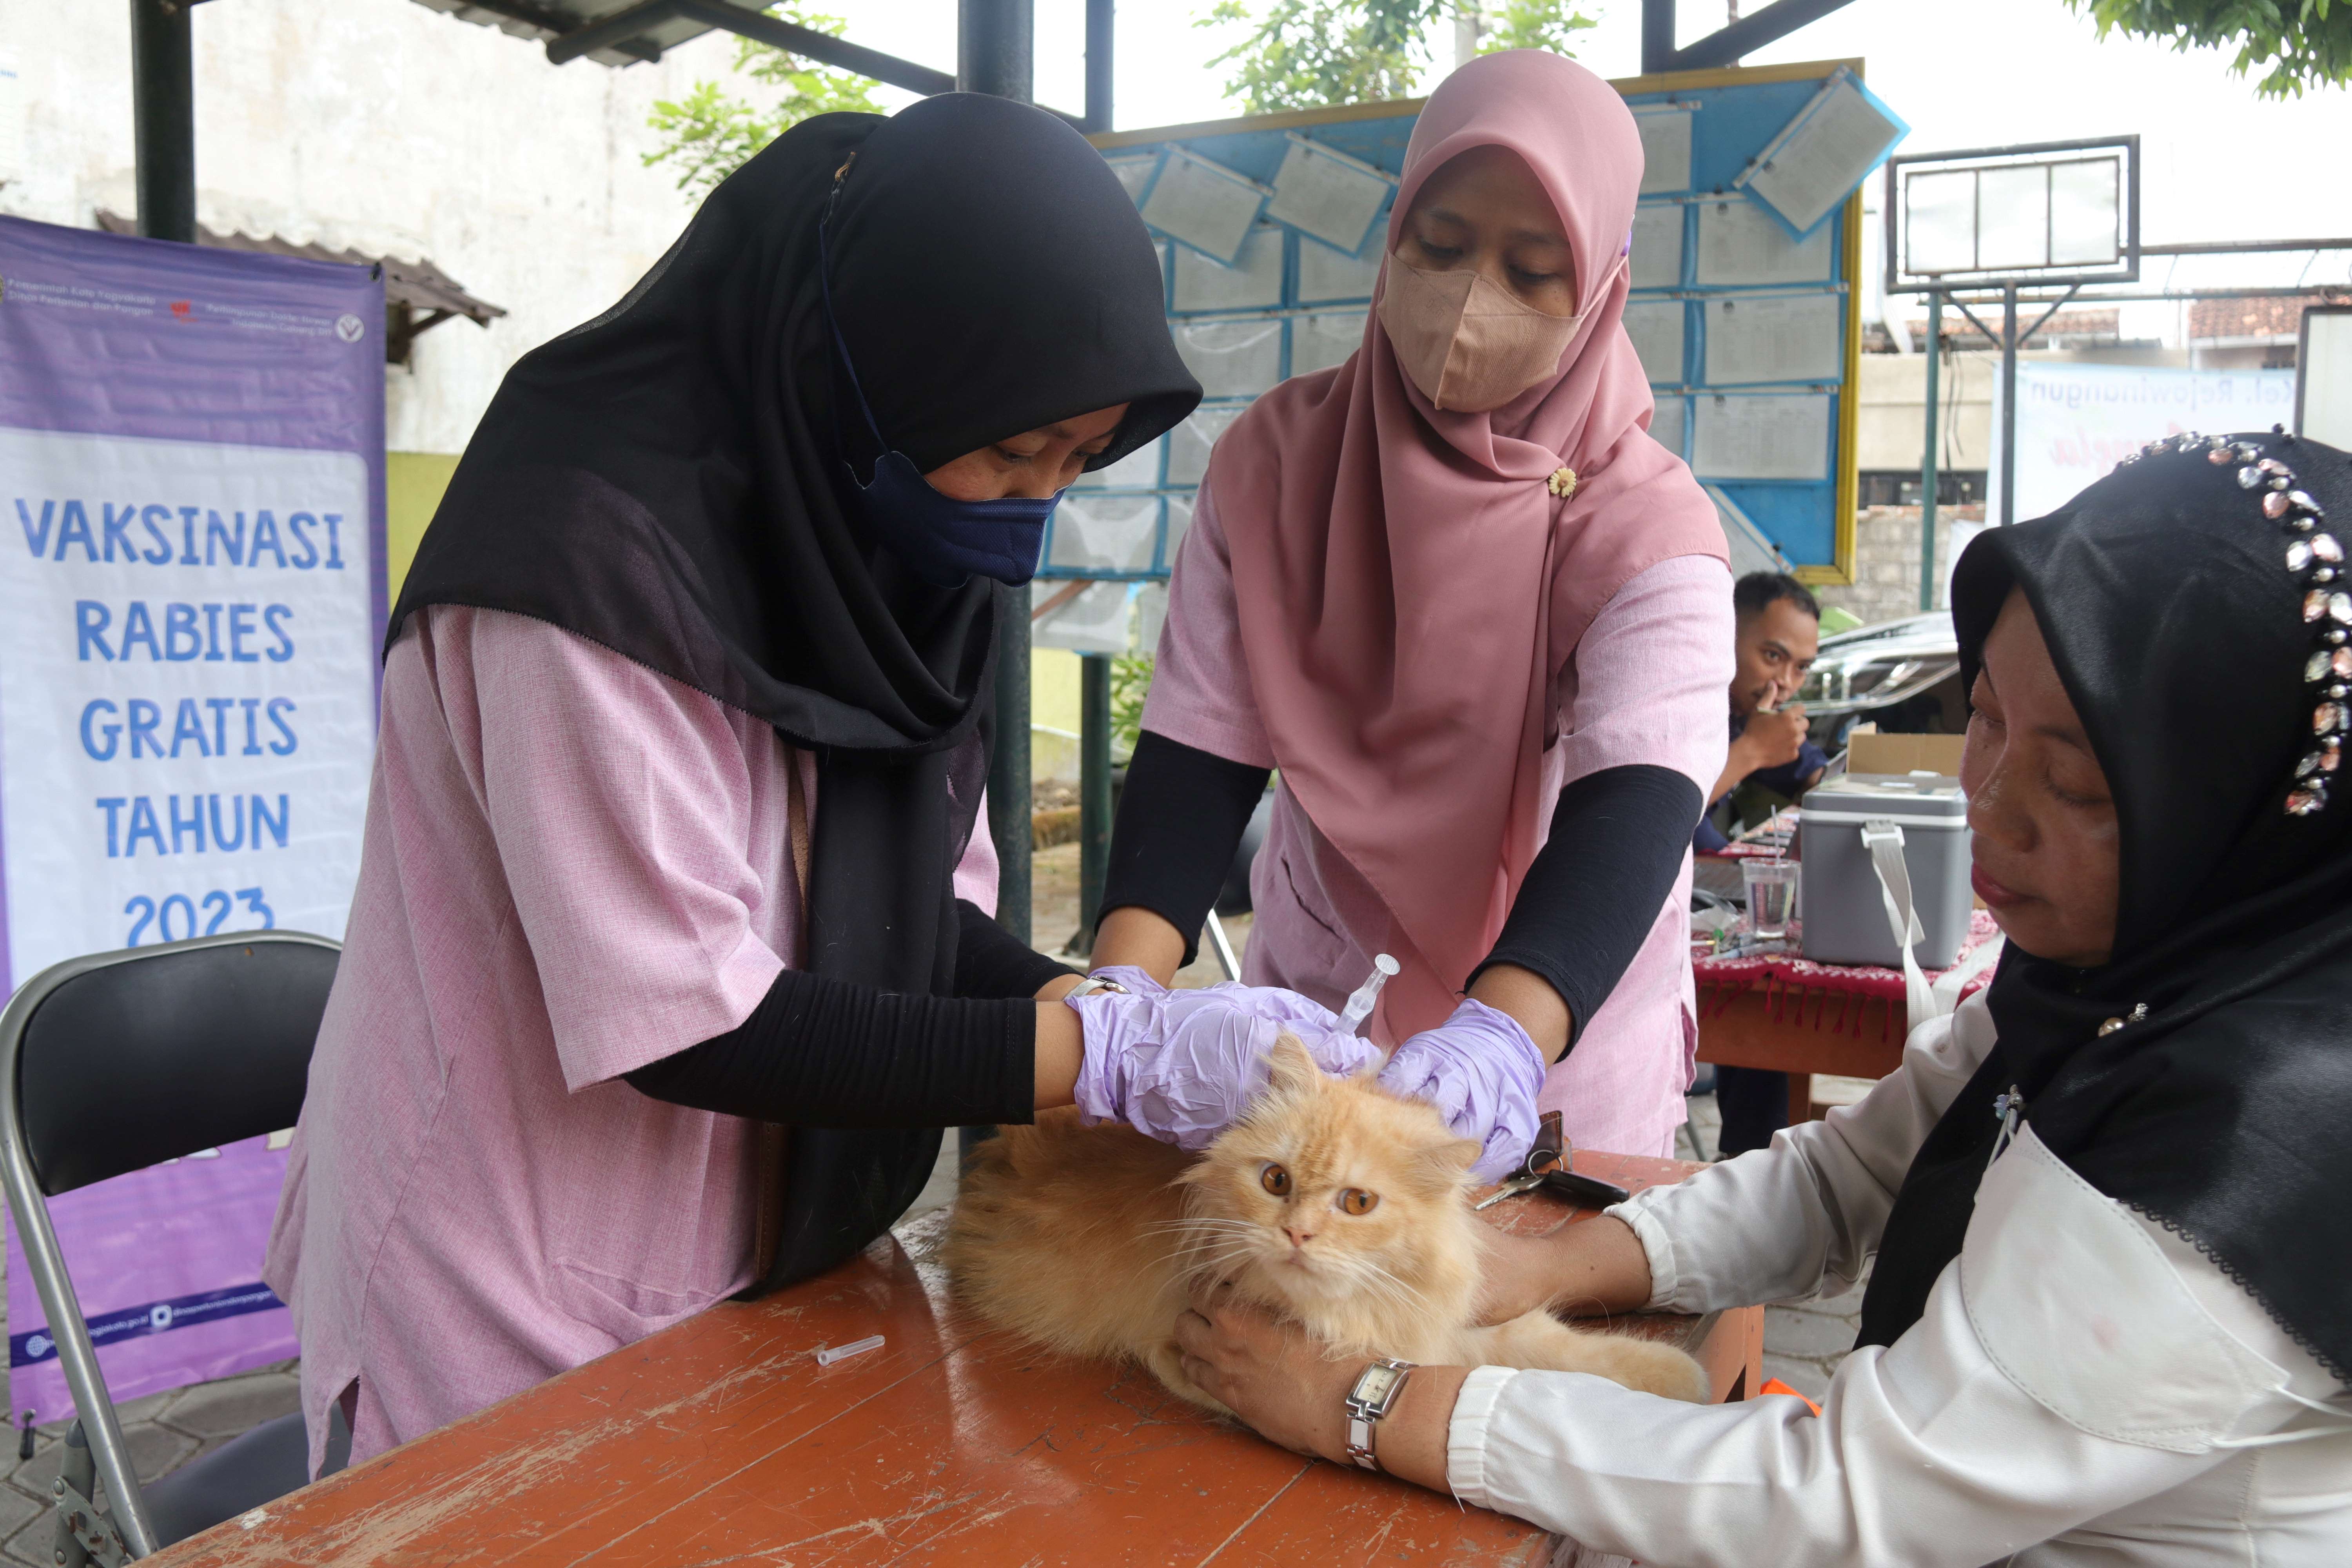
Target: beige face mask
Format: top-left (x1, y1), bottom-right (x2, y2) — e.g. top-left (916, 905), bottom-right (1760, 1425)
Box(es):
top-left (1377, 255), bottom-right (1616, 413)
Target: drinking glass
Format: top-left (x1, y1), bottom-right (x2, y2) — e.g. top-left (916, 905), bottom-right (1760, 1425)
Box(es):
top-left (1742, 858), bottom-right (1799, 941)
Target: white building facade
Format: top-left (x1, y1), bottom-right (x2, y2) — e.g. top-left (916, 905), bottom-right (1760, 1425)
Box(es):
top-left (5, 0), bottom-right (797, 456)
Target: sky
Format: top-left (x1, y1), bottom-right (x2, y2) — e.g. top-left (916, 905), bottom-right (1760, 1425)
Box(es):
top-left (802, 0), bottom-right (2352, 293)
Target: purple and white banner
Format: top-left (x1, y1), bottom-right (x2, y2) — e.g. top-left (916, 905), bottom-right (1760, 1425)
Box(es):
top-left (0, 215), bottom-right (384, 1420)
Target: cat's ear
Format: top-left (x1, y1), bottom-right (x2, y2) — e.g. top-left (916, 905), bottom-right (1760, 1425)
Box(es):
top-left (1421, 1133), bottom-right (1485, 1181)
top-left (1263, 1032), bottom-right (1324, 1096)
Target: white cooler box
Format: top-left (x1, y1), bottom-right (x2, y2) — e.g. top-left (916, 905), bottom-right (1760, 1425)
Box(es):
top-left (1798, 773), bottom-right (1973, 970)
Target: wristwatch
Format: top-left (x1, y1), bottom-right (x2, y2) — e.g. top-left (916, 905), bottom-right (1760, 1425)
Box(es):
top-left (1343, 1357), bottom-right (1417, 1470)
top-left (1063, 975), bottom-right (1129, 1000)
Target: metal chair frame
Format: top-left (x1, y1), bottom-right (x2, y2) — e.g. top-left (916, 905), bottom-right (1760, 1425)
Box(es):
top-left (0, 931), bottom-right (339, 1560)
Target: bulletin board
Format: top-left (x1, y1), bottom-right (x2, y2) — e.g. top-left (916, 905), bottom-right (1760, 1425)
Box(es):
top-left (1061, 57), bottom-right (1900, 606)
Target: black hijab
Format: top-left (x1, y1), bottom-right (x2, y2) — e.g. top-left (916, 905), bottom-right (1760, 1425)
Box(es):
top-left (1858, 431), bottom-right (2352, 1386)
top-left (391, 95), bottom-right (1198, 1290)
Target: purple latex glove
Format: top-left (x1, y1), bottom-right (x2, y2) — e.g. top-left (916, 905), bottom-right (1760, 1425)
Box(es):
top-left (1069, 971), bottom-right (1380, 1149)
top-left (1374, 998), bottom-right (1547, 1181)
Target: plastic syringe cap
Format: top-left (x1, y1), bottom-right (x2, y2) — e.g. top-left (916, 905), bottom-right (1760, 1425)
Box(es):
top-left (1372, 953), bottom-right (1399, 976)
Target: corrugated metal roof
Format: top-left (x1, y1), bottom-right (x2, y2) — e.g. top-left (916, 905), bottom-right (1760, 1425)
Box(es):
top-left (94, 211), bottom-right (506, 325)
top-left (408, 0), bottom-right (770, 69)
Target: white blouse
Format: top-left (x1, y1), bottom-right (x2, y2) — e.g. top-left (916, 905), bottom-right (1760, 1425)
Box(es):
top-left (1445, 990), bottom-right (2352, 1566)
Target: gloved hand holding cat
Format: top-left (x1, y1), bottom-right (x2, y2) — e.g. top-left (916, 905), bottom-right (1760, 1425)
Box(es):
top-left (1066, 968), bottom-right (1548, 1182)
top-left (1065, 966), bottom-right (1381, 1149)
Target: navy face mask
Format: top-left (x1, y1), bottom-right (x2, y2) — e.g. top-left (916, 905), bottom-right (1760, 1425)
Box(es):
top-left (819, 219), bottom-right (1059, 589)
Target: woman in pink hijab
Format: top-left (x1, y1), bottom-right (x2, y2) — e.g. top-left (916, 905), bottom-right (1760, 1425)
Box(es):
top-left (1094, 50), bottom-right (1731, 1170)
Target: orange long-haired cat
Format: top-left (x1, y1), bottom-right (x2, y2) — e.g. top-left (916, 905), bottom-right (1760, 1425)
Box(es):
top-left (944, 1036), bottom-right (1708, 1411)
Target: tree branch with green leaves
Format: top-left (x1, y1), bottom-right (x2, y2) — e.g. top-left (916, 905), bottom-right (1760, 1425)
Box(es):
top-left (644, 5), bottom-right (882, 198)
top-left (1199, 1), bottom-right (1597, 116)
top-left (2069, 0), bottom-right (2351, 96)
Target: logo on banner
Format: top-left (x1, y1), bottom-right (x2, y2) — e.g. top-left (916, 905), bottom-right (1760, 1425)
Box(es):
top-left (169, 301), bottom-right (191, 321)
top-left (334, 314), bottom-right (364, 343)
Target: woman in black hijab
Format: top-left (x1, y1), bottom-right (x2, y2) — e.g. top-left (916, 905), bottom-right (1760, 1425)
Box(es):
top-left (1170, 432), bottom-right (2352, 1563)
top-left (267, 95), bottom-right (1372, 1471)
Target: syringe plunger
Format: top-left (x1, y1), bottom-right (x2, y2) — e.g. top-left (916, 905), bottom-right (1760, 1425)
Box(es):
top-left (1338, 953), bottom-right (1401, 1034)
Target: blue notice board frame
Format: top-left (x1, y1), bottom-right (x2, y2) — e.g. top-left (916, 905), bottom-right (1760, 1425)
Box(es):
top-left (1068, 58), bottom-right (1875, 586)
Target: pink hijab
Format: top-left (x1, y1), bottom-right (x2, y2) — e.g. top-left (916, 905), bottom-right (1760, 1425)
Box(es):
top-left (1212, 50), bottom-right (1727, 1039)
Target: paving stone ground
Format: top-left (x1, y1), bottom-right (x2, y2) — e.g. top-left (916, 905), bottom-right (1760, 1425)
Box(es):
top-left (0, 1254), bottom-right (299, 1564)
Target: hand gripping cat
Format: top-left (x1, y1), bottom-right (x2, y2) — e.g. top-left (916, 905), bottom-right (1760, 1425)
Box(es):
top-left (945, 1035), bottom-right (1708, 1413)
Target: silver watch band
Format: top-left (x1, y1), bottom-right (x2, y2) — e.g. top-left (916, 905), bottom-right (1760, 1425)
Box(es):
top-left (1063, 975), bottom-right (1129, 1000)
top-left (1342, 1357), bottom-right (1417, 1471)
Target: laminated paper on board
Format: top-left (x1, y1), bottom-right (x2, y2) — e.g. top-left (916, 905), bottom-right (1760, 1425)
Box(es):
top-left (1291, 312), bottom-right (1367, 379)
top-left (1742, 71), bottom-right (1906, 238)
top-left (1633, 108), bottom-right (1693, 195)
top-left (1623, 300), bottom-right (1687, 387)
top-left (1631, 205), bottom-right (1684, 289)
top-left (1140, 150), bottom-right (1267, 266)
top-left (1298, 232), bottom-right (1383, 303)
top-left (1175, 318), bottom-right (1283, 399)
top-left (1172, 226), bottom-right (1284, 312)
top-left (1695, 199), bottom-right (1834, 287)
top-left (1693, 394), bottom-right (1831, 481)
top-left (1265, 136), bottom-right (1392, 255)
top-left (1702, 293), bottom-right (1841, 386)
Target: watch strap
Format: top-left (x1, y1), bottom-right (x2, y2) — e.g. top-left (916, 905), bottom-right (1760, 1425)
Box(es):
top-left (1342, 1357), bottom-right (1417, 1471)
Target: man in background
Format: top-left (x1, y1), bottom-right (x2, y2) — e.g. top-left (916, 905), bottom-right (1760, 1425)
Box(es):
top-left (1701, 572), bottom-right (1830, 1156)
top-left (1697, 572), bottom-right (1829, 853)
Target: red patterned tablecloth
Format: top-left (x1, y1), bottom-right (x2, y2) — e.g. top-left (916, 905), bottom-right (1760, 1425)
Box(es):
top-left (1694, 910), bottom-right (2004, 1039)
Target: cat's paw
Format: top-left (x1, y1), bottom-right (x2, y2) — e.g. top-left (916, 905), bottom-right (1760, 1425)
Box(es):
top-left (1608, 1339), bottom-right (1710, 1403)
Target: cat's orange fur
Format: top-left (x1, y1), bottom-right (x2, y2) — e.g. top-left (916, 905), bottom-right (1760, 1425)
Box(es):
top-left (944, 1037), bottom-right (1708, 1412)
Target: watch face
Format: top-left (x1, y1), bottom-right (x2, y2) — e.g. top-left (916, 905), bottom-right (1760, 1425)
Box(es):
top-left (1355, 1363), bottom-right (1404, 1406)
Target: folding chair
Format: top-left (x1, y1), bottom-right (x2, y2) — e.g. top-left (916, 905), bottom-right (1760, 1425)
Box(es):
top-left (0, 931), bottom-right (341, 1561)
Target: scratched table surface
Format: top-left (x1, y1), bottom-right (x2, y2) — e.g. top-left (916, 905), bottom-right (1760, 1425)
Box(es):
top-left (152, 1151), bottom-right (1755, 1567)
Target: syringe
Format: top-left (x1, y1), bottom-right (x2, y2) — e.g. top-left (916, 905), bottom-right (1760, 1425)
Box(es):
top-left (1337, 953), bottom-right (1400, 1035)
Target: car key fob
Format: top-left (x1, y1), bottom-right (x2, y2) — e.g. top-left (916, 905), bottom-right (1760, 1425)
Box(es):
top-left (1536, 1168), bottom-right (1632, 1209)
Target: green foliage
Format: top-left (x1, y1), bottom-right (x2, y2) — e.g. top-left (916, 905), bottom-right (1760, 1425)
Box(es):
top-left (1109, 652), bottom-right (1154, 759)
top-left (1477, 0), bottom-right (1601, 55)
top-left (2069, 0), bottom-right (2352, 96)
top-left (1198, 0), bottom-right (1446, 113)
top-left (644, 6), bottom-right (882, 197)
top-left (1199, 2), bottom-right (1597, 115)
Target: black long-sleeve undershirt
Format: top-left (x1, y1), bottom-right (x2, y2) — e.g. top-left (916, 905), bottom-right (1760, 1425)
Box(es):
top-left (1470, 763), bottom-right (1702, 1052)
top-left (624, 899), bottom-right (1076, 1127)
top-left (1099, 728), bottom-right (1272, 965)
top-left (1101, 731), bottom-right (1698, 1052)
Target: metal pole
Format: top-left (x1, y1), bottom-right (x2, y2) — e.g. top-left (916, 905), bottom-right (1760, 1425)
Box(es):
top-left (129, 0), bottom-right (196, 243)
top-left (958, 0), bottom-right (1033, 99)
top-left (1083, 0), bottom-right (1113, 133)
top-left (1919, 291), bottom-right (1942, 612)
top-left (962, 0), bottom-right (1038, 941)
top-left (1078, 652), bottom-right (1112, 947)
top-left (1999, 281), bottom-right (2018, 528)
top-left (1641, 0), bottom-right (1677, 74)
top-left (986, 593), bottom-right (1032, 943)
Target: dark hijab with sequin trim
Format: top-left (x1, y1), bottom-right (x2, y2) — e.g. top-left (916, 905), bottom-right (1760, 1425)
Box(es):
top-left (1857, 432), bottom-right (2352, 1385)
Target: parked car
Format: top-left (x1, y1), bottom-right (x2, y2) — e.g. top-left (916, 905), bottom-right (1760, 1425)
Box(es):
top-left (1797, 611), bottom-right (1965, 752)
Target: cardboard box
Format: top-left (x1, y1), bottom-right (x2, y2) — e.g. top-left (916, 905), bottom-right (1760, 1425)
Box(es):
top-left (1844, 726), bottom-right (1966, 778)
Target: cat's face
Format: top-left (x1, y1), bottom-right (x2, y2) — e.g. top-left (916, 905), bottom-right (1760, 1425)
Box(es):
top-left (1177, 1037), bottom-right (1483, 1314)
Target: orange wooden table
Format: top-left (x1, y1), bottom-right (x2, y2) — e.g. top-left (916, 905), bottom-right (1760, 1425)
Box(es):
top-left (1697, 984), bottom-right (1911, 1127)
top-left (152, 1151), bottom-right (1759, 1567)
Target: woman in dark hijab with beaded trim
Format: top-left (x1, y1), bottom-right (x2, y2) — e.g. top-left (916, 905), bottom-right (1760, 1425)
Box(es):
top-left (1172, 431), bottom-right (2352, 1564)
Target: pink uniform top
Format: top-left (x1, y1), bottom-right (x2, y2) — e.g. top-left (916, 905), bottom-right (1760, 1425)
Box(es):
top-left (1145, 487), bottom-right (1731, 1160)
top-left (265, 606), bottom-right (996, 1474)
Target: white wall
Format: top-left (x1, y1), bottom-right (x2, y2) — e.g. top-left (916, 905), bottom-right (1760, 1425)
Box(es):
top-left (6, 0), bottom-right (779, 454)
